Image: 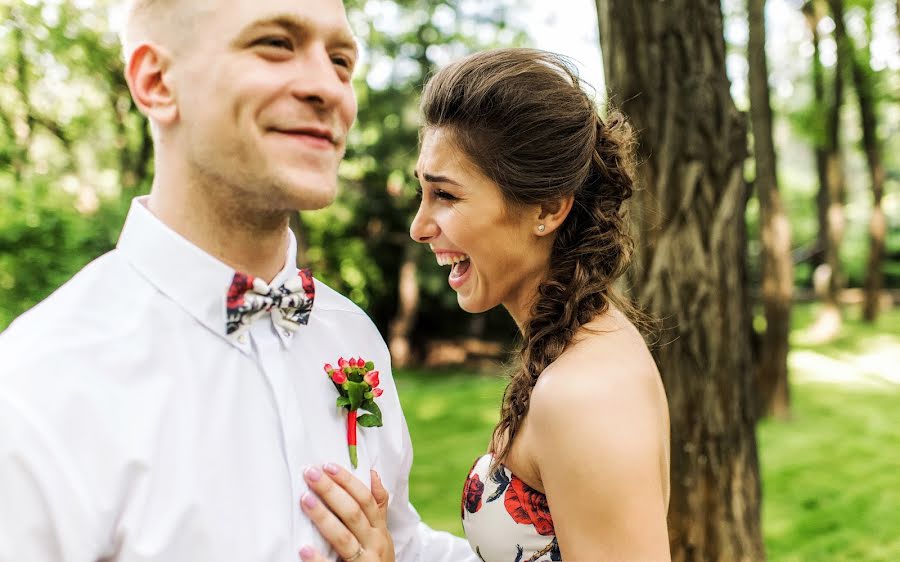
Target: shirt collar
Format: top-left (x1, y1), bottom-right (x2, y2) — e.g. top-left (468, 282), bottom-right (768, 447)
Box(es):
top-left (116, 196), bottom-right (299, 342)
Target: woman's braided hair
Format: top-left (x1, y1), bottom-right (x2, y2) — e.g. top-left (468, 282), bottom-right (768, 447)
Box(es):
top-left (420, 48), bottom-right (640, 464)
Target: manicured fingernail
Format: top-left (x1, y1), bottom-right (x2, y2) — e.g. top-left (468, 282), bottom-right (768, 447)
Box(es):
top-left (300, 492), bottom-right (319, 509)
top-left (299, 545), bottom-right (315, 560)
top-left (301, 491), bottom-right (318, 509)
top-left (323, 462), bottom-right (340, 475)
top-left (304, 465), bottom-right (322, 482)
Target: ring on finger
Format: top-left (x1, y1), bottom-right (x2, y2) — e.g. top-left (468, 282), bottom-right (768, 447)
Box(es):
top-left (343, 545), bottom-right (365, 562)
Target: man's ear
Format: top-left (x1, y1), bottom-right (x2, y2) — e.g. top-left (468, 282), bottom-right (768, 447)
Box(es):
top-left (534, 194), bottom-right (575, 236)
top-left (125, 42), bottom-right (178, 125)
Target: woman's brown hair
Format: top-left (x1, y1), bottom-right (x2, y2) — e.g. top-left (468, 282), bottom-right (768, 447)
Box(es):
top-left (420, 48), bottom-right (640, 465)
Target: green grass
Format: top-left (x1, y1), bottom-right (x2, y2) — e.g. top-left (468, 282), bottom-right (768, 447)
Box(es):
top-left (395, 368), bottom-right (506, 535)
top-left (757, 384), bottom-right (900, 561)
top-left (397, 304), bottom-right (900, 560)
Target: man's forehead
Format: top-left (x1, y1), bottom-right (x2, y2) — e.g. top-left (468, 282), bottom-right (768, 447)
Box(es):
top-left (122, 0), bottom-right (357, 58)
top-left (216, 0), bottom-right (353, 33)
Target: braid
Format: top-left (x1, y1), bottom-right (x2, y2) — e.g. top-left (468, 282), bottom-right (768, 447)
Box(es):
top-left (490, 111), bottom-right (638, 464)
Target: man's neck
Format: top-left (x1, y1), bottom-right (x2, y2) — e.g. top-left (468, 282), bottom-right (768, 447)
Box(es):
top-left (147, 176), bottom-right (291, 284)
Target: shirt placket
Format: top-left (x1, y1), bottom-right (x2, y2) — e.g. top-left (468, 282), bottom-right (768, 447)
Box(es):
top-left (248, 317), bottom-right (315, 552)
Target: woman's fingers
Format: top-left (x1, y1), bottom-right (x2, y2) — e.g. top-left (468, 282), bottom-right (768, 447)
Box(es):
top-left (370, 470), bottom-right (390, 519)
top-left (319, 463), bottom-right (385, 527)
top-left (303, 465), bottom-right (372, 540)
top-left (299, 487), bottom-right (364, 561)
top-left (301, 464), bottom-right (395, 562)
top-left (297, 544), bottom-right (329, 562)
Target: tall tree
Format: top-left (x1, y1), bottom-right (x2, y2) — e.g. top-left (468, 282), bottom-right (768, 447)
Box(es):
top-left (748, 0), bottom-right (793, 420)
top-left (802, 2), bottom-right (831, 273)
top-left (842, 4), bottom-right (887, 322)
top-left (809, 0), bottom-right (849, 340)
top-left (594, 1), bottom-right (764, 559)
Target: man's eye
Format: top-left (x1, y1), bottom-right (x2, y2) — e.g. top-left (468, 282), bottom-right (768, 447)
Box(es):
top-left (332, 55), bottom-right (353, 69)
top-left (256, 36), bottom-right (293, 50)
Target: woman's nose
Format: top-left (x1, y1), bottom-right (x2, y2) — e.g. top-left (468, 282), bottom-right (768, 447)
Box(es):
top-left (409, 205), bottom-right (439, 243)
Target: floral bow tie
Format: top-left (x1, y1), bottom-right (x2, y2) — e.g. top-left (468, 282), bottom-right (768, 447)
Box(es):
top-left (226, 268), bottom-right (315, 336)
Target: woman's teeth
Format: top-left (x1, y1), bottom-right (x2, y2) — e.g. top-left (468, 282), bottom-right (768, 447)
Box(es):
top-left (436, 254), bottom-right (470, 266)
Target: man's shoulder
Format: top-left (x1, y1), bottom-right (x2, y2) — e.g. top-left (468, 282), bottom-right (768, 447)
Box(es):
top-left (0, 249), bottom-right (154, 367)
top-left (310, 277), bottom-right (388, 352)
top-left (311, 277), bottom-right (371, 319)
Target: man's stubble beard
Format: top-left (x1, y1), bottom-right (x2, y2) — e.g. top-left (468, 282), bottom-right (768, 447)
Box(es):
top-left (191, 154), bottom-right (295, 233)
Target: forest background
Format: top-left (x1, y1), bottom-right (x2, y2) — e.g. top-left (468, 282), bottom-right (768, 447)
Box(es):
top-left (1, 0), bottom-right (898, 559)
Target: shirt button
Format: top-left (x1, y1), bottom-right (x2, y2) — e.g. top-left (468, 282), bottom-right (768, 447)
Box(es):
top-left (282, 330), bottom-right (292, 338)
top-left (237, 334), bottom-right (248, 344)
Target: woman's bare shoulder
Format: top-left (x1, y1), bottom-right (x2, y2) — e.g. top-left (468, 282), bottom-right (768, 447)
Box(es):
top-left (531, 310), bottom-right (661, 409)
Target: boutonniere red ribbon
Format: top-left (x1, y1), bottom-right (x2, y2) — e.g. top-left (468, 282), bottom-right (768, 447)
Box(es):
top-left (324, 357), bottom-right (384, 468)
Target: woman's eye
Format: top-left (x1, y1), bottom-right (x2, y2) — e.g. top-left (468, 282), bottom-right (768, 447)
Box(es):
top-left (435, 189), bottom-right (457, 201)
top-left (256, 36), bottom-right (293, 50)
top-left (414, 186), bottom-right (423, 198)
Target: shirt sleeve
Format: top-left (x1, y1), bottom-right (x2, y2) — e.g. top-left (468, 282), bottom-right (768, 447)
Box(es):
top-left (386, 410), bottom-right (481, 562)
top-left (0, 392), bottom-right (101, 562)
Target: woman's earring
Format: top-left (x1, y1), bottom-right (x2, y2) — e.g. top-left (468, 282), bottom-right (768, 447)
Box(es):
top-left (537, 224), bottom-right (546, 233)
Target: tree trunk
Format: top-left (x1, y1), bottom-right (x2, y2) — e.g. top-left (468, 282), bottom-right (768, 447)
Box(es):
top-left (815, 0), bottom-right (848, 340)
top-left (748, 0), bottom-right (792, 421)
top-left (843, 16), bottom-right (886, 322)
top-left (595, 1), bottom-right (765, 560)
top-left (388, 241), bottom-right (422, 368)
top-left (803, 2), bottom-right (829, 271)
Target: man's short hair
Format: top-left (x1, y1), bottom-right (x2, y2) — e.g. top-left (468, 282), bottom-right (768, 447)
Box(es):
top-left (120, 0), bottom-right (189, 61)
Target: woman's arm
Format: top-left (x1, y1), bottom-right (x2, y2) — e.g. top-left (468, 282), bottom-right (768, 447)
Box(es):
top-left (529, 354), bottom-right (671, 561)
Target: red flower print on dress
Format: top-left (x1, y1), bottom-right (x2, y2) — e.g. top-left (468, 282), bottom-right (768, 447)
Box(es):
top-left (504, 475), bottom-right (554, 536)
top-left (462, 473), bottom-right (485, 516)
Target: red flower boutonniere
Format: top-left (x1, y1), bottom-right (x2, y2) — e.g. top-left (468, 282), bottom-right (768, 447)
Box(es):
top-left (324, 357), bottom-right (384, 468)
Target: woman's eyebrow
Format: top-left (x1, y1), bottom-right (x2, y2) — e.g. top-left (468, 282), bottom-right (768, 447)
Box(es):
top-left (414, 170), bottom-right (462, 186)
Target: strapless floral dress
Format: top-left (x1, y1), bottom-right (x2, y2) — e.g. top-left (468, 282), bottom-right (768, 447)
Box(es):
top-left (461, 454), bottom-right (561, 562)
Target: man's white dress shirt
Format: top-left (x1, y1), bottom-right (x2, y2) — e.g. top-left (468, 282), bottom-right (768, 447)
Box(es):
top-left (0, 198), bottom-right (478, 562)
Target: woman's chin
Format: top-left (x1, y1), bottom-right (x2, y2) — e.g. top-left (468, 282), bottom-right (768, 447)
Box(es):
top-left (457, 294), bottom-right (493, 315)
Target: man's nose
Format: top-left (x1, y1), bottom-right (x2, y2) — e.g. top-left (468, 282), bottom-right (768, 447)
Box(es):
top-left (290, 45), bottom-right (346, 109)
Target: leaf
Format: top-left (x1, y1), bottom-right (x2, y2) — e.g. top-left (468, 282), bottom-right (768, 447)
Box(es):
top-left (357, 413), bottom-right (383, 428)
top-left (335, 396), bottom-right (351, 409)
top-left (347, 381), bottom-right (366, 411)
top-left (364, 361), bottom-right (375, 371)
top-left (359, 399), bottom-right (382, 421)
top-left (486, 466), bottom-right (510, 502)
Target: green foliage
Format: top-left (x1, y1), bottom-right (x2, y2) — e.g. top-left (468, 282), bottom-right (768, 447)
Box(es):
top-left (0, 0), bottom-right (150, 330)
top-left (0, 178), bottom-right (125, 328)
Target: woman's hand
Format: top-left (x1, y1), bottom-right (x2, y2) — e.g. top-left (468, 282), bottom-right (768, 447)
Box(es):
top-left (299, 464), bottom-right (394, 562)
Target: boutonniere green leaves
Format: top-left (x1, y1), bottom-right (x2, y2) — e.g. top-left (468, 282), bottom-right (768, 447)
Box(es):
top-left (324, 357), bottom-right (384, 468)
